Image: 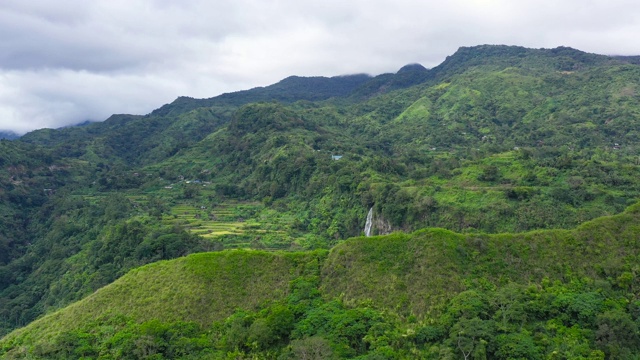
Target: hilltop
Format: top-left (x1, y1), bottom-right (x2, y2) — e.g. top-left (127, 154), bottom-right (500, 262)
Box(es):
top-left (2, 203), bottom-right (639, 358)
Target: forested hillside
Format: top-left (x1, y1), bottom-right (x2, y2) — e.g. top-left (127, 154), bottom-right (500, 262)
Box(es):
top-left (2, 205), bottom-right (640, 358)
top-left (1, 45), bottom-right (640, 359)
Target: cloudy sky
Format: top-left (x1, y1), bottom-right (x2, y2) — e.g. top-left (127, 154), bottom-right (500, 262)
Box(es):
top-left (1, 0), bottom-right (639, 134)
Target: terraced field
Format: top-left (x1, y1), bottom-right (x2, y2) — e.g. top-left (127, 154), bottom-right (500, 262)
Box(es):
top-left (78, 193), bottom-right (302, 249)
top-left (161, 200), bottom-right (301, 249)
top-left (164, 201), bottom-right (264, 237)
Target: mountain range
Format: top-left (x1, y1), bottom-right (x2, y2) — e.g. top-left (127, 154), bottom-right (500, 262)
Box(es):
top-left (1, 44), bottom-right (640, 359)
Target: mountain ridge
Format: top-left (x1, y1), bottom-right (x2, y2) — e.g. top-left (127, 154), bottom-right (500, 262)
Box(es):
top-left (3, 202), bottom-right (639, 358)
top-left (21, 44), bottom-right (632, 144)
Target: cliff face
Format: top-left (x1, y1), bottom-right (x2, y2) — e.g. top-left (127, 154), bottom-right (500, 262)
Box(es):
top-left (365, 209), bottom-right (396, 236)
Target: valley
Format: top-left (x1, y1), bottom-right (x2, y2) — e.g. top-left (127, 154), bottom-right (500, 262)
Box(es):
top-left (1, 45), bottom-right (639, 358)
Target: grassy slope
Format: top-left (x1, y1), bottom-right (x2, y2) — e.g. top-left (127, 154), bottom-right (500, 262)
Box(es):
top-left (1, 250), bottom-right (326, 348)
top-left (3, 203), bottom-right (639, 350)
top-left (323, 202), bottom-right (640, 316)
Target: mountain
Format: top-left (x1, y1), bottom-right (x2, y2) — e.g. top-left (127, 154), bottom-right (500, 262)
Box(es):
top-left (18, 74), bottom-right (374, 166)
top-left (152, 73), bottom-right (374, 116)
top-left (1, 44), bottom-right (640, 358)
top-left (613, 55), bottom-right (640, 65)
top-left (0, 131), bottom-right (20, 140)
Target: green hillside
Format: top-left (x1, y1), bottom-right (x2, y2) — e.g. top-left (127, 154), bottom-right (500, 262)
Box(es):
top-left (323, 203), bottom-right (640, 317)
top-left (1, 251), bottom-right (325, 346)
top-left (1, 44), bottom-right (640, 358)
top-left (2, 204), bottom-right (639, 358)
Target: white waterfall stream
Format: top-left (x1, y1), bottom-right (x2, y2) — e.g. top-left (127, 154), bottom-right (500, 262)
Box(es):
top-left (364, 207), bottom-right (374, 237)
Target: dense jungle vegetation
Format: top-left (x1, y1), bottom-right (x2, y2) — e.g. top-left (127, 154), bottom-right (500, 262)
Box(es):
top-left (3, 205), bottom-right (640, 359)
top-left (1, 45), bottom-right (640, 358)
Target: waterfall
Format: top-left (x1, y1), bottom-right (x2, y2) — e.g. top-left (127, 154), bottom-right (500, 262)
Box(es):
top-left (364, 207), bottom-right (374, 237)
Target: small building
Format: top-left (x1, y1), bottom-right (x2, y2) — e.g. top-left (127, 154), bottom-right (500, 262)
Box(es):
top-left (331, 155), bottom-right (343, 160)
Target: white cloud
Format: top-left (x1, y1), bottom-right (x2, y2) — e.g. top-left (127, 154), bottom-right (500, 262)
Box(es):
top-left (1, 0), bottom-right (640, 133)
top-left (0, 69), bottom-right (186, 133)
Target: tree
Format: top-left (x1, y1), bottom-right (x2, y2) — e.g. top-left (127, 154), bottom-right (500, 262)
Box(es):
top-left (495, 332), bottom-right (540, 359)
top-left (183, 185), bottom-right (199, 199)
top-left (289, 336), bottom-right (334, 360)
top-left (491, 283), bottom-right (527, 330)
top-left (595, 309), bottom-right (640, 358)
top-left (478, 164), bottom-right (500, 182)
top-left (449, 317), bottom-right (494, 360)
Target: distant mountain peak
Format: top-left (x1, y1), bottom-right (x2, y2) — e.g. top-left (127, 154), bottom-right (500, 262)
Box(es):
top-left (397, 63), bottom-right (427, 73)
top-left (0, 130), bottom-right (20, 140)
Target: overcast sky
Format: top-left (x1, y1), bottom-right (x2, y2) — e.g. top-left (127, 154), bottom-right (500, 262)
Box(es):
top-left (1, 0), bottom-right (639, 134)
